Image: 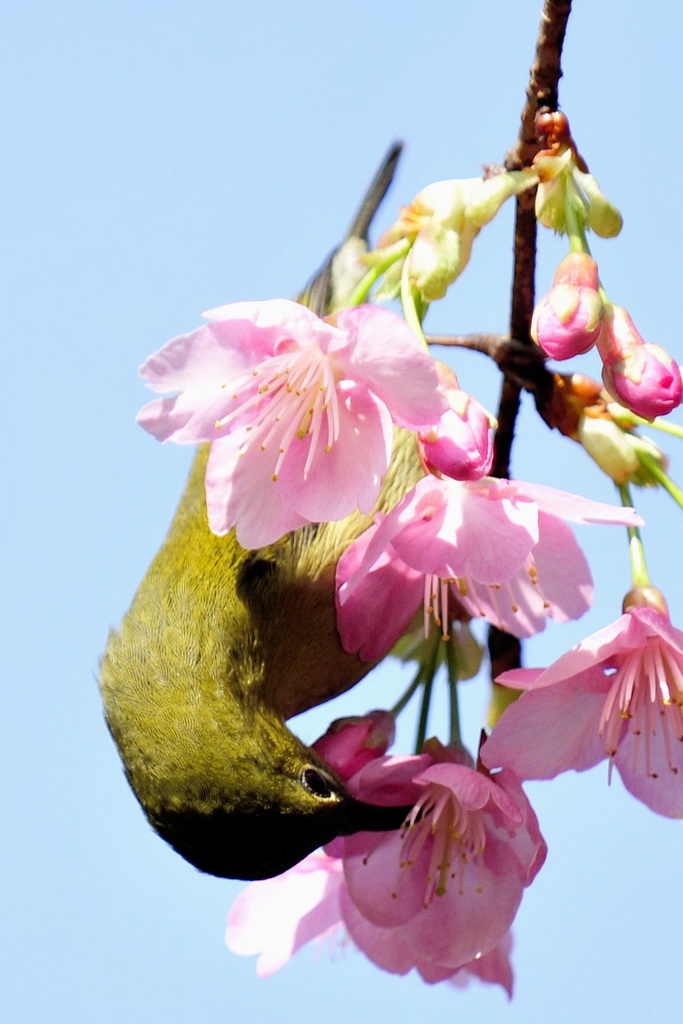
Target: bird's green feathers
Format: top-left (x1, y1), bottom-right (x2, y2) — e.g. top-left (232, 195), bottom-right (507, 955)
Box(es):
top-left (98, 145), bottom-right (417, 879)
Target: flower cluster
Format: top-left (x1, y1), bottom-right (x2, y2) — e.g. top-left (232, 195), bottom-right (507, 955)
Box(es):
top-left (136, 111), bottom-right (683, 996)
top-left (529, 118), bottom-right (682, 420)
top-left (227, 717), bottom-right (544, 995)
top-left (369, 170), bottom-right (537, 303)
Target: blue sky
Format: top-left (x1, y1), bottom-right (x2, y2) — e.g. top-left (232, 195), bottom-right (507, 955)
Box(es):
top-left (5, 2), bottom-right (683, 1021)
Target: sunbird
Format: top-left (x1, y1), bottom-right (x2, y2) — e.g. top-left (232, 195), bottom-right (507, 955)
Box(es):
top-left (99, 146), bottom-right (419, 881)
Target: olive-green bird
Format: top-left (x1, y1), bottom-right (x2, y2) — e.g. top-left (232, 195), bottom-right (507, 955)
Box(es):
top-left (99, 146), bottom-right (425, 881)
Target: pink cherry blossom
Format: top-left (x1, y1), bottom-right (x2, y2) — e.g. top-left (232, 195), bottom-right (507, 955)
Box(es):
top-left (481, 606), bottom-right (683, 817)
top-left (342, 741), bottom-right (546, 971)
top-left (531, 252), bottom-right (604, 360)
top-left (226, 848), bottom-right (514, 992)
top-left (137, 300), bottom-right (445, 547)
top-left (597, 304), bottom-right (682, 419)
top-left (225, 724), bottom-right (518, 995)
top-left (336, 475), bottom-right (643, 659)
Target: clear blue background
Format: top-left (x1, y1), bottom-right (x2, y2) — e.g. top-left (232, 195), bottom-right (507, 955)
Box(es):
top-left (5, 1), bottom-right (683, 1021)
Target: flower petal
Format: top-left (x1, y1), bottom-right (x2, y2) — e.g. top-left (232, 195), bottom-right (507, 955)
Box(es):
top-left (481, 681), bottom-right (608, 779)
top-left (512, 480), bottom-right (644, 527)
top-left (225, 851), bottom-right (343, 978)
top-left (336, 548), bottom-right (424, 661)
top-left (205, 433), bottom-right (308, 545)
top-left (395, 853), bottom-right (524, 969)
top-left (339, 888), bottom-right (415, 975)
top-left (525, 613), bottom-right (646, 689)
top-left (336, 305), bottom-right (446, 428)
top-left (140, 319), bottom-right (277, 394)
top-left (391, 480), bottom-right (540, 583)
top-left (278, 386), bottom-right (392, 521)
top-left (202, 298), bottom-right (341, 350)
top-left (615, 734), bottom-right (683, 817)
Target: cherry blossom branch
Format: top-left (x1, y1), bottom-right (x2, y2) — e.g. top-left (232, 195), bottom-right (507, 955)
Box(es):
top-left (426, 332), bottom-right (552, 397)
top-left (488, 0), bottom-right (573, 683)
top-left (496, 0), bottom-right (573, 479)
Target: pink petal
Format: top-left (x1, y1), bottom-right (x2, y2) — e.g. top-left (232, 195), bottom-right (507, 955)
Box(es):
top-left (135, 394), bottom-right (208, 444)
top-left (140, 319), bottom-right (277, 394)
top-left (451, 933), bottom-right (514, 997)
top-left (343, 829), bottom-right (431, 927)
top-left (392, 480), bottom-right (540, 583)
top-left (347, 753), bottom-right (432, 802)
top-left (137, 318), bottom-right (288, 444)
top-left (490, 770), bottom-right (547, 885)
top-left (481, 676), bottom-right (608, 779)
top-left (335, 513), bottom-right (408, 602)
top-left (312, 712), bottom-right (396, 780)
top-left (526, 613), bottom-right (645, 689)
top-left (205, 433), bottom-right (309, 545)
top-left (335, 549), bottom-right (424, 661)
top-left (457, 574), bottom-right (556, 638)
top-left (633, 606), bottom-right (683, 657)
top-left (395, 854), bottom-right (524, 969)
top-left (450, 484), bottom-right (540, 583)
top-left (225, 852), bottom-right (343, 977)
top-left (528, 512), bottom-right (593, 620)
top-left (202, 298), bottom-right (340, 349)
top-left (512, 480), bottom-right (644, 527)
top-left (495, 668), bottom-right (546, 689)
top-left (339, 888), bottom-right (415, 976)
top-left (278, 386), bottom-right (392, 521)
top-left (336, 305), bottom-right (446, 428)
top-left (615, 734), bottom-right (683, 817)
top-left (415, 763), bottom-right (520, 819)
top-left (459, 512), bottom-right (593, 638)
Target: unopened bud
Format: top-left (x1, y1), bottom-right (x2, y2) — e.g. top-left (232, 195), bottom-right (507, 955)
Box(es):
top-left (578, 413), bottom-right (639, 483)
top-left (532, 252), bottom-right (604, 360)
top-left (598, 306), bottom-right (682, 419)
top-left (313, 711), bottom-right (395, 781)
top-left (418, 374), bottom-right (495, 481)
top-left (573, 170), bottom-right (623, 237)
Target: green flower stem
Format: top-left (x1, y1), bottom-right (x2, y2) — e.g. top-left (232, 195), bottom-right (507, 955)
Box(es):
top-left (400, 254), bottom-right (429, 350)
top-left (414, 631), bottom-right (442, 753)
top-left (391, 665), bottom-right (426, 717)
top-left (617, 481), bottom-right (651, 588)
top-left (612, 408), bottom-right (683, 440)
top-left (344, 239), bottom-right (412, 308)
top-left (445, 637), bottom-right (462, 747)
top-left (636, 448), bottom-right (683, 511)
top-left (564, 188), bottom-right (591, 256)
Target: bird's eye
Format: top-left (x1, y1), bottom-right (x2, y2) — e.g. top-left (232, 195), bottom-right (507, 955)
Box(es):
top-left (300, 766), bottom-right (337, 800)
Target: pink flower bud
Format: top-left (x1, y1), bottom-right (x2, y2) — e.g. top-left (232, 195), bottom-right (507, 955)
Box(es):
top-left (531, 253), bottom-right (604, 360)
top-left (312, 711), bottom-right (395, 781)
top-left (598, 305), bottom-right (682, 419)
top-left (418, 380), bottom-right (495, 481)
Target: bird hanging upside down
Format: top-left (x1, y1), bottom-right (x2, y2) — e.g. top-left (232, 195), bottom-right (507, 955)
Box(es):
top-left (99, 145), bottom-right (419, 881)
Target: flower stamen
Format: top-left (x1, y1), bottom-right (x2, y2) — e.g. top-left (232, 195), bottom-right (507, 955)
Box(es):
top-left (599, 636), bottom-right (683, 779)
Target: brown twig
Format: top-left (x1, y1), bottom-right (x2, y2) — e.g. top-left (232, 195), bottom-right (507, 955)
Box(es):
top-left (488, 0), bottom-right (573, 685)
top-left (494, 0), bottom-right (574, 479)
top-left (426, 332), bottom-right (552, 396)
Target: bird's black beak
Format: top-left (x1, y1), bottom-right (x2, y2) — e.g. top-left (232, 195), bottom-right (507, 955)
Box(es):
top-left (341, 798), bottom-right (413, 835)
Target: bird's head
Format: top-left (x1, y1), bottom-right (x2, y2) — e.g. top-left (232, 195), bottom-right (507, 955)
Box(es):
top-left (133, 705), bottom-right (409, 881)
